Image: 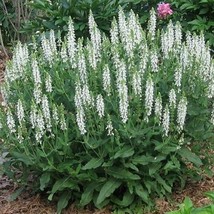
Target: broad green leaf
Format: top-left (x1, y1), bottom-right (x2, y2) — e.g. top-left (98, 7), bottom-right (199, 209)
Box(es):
top-left (11, 151), bottom-right (33, 166)
top-left (57, 191), bottom-right (72, 214)
top-left (82, 158), bottom-right (104, 170)
top-left (80, 183), bottom-right (99, 206)
top-left (149, 163), bottom-right (162, 176)
top-left (156, 175), bottom-right (171, 193)
top-left (124, 163), bottom-right (139, 172)
top-left (112, 190), bottom-right (134, 207)
top-left (183, 197), bottom-right (193, 211)
top-left (132, 155), bottom-right (153, 165)
top-left (48, 178), bottom-right (78, 201)
top-left (114, 146), bottom-right (134, 159)
top-left (178, 148), bottom-right (203, 167)
top-left (134, 184), bottom-right (149, 204)
top-left (97, 179), bottom-right (121, 205)
top-left (40, 172), bottom-right (51, 191)
top-left (106, 167), bottom-right (140, 180)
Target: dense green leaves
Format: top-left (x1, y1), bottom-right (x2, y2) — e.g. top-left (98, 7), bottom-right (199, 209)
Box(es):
top-left (0, 7), bottom-right (213, 214)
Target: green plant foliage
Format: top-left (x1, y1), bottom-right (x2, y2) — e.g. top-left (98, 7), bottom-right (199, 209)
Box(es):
top-left (0, 9), bottom-right (214, 213)
top-left (166, 191), bottom-right (214, 214)
top-left (169, 0), bottom-right (214, 50)
top-left (21, 0), bottom-right (158, 39)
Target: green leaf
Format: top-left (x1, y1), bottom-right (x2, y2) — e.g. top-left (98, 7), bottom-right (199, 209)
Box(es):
top-left (114, 146), bottom-right (134, 159)
top-left (57, 191), bottom-right (71, 214)
top-left (134, 184), bottom-right (149, 204)
top-left (11, 151), bottom-right (33, 166)
top-left (80, 183), bottom-right (99, 206)
top-left (82, 158), bottom-right (104, 170)
top-left (178, 148), bottom-right (203, 167)
top-left (112, 190), bottom-right (134, 207)
top-left (156, 175), bottom-right (171, 193)
top-left (183, 197), bottom-right (193, 211)
top-left (149, 163), bottom-right (162, 176)
top-left (204, 191), bottom-right (214, 200)
top-left (132, 155), bottom-right (153, 165)
top-left (106, 167), bottom-right (140, 180)
top-left (40, 172), bottom-right (51, 191)
top-left (48, 178), bottom-right (78, 201)
top-left (97, 179), bottom-right (121, 205)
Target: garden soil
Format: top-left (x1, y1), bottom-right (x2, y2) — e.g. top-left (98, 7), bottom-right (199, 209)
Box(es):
top-left (0, 49), bottom-right (214, 214)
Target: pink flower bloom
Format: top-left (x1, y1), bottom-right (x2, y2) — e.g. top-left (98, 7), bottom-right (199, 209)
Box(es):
top-left (157, 2), bottom-right (173, 19)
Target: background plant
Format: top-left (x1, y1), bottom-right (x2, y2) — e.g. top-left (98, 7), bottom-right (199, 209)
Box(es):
top-left (0, 9), bottom-right (214, 213)
top-left (169, 0), bottom-right (214, 50)
top-left (166, 191), bottom-right (214, 214)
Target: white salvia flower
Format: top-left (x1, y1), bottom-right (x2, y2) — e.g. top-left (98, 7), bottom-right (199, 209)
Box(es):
top-left (117, 61), bottom-right (129, 123)
top-left (128, 11), bottom-right (142, 45)
top-left (161, 21), bottom-right (174, 58)
top-left (145, 76), bottom-right (154, 121)
top-left (118, 7), bottom-right (134, 57)
top-left (162, 105), bottom-right (170, 136)
top-left (88, 10), bottom-right (101, 59)
top-left (77, 40), bottom-right (87, 84)
top-left (150, 49), bottom-right (158, 72)
top-left (6, 109), bottom-right (16, 133)
top-left (177, 96), bottom-right (188, 132)
top-left (35, 111), bottom-right (45, 143)
top-left (76, 107), bottom-right (87, 135)
top-left (17, 126), bottom-right (24, 143)
top-left (74, 83), bottom-right (87, 134)
top-left (211, 103), bottom-right (214, 125)
top-left (167, 20), bottom-right (174, 51)
top-left (103, 64), bottom-right (111, 96)
top-left (132, 73), bottom-right (142, 96)
top-left (87, 42), bottom-right (97, 69)
top-left (147, 8), bottom-right (156, 40)
top-left (67, 17), bottom-right (76, 67)
top-left (60, 113), bottom-right (67, 131)
top-left (41, 33), bottom-right (53, 63)
top-left (49, 29), bottom-right (57, 55)
top-left (45, 74), bottom-right (52, 93)
top-left (106, 116), bottom-right (114, 136)
top-left (82, 84), bottom-right (93, 107)
top-left (207, 78), bottom-right (214, 99)
top-left (110, 18), bottom-right (119, 45)
top-left (174, 22), bottom-right (182, 47)
top-left (96, 94), bottom-right (105, 118)
top-left (154, 93), bottom-right (162, 123)
top-left (52, 104), bottom-right (59, 125)
top-left (42, 95), bottom-right (52, 131)
top-left (74, 82), bottom-right (82, 108)
top-left (17, 99), bottom-right (25, 124)
top-left (169, 89), bottom-right (176, 108)
top-left (12, 42), bottom-right (29, 78)
top-left (139, 44), bottom-right (148, 75)
top-left (60, 43), bottom-right (68, 62)
top-left (180, 45), bottom-right (189, 70)
top-left (30, 105), bottom-right (37, 129)
top-left (32, 59), bottom-right (41, 85)
top-left (174, 66), bottom-right (182, 92)
top-left (33, 84), bottom-right (42, 104)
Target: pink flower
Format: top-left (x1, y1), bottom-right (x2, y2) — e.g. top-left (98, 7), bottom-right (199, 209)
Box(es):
top-left (157, 2), bottom-right (173, 19)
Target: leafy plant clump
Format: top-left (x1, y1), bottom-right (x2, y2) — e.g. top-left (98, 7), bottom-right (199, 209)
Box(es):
top-left (0, 8), bottom-right (214, 213)
top-left (167, 191), bottom-right (214, 214)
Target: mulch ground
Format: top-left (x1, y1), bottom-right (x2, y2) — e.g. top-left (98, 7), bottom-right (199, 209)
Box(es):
top-left (0, 49), bottom-right (214, 213)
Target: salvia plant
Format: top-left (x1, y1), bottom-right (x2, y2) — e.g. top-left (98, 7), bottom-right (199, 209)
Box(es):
top-left (0, 8), bottom-right (214, 213)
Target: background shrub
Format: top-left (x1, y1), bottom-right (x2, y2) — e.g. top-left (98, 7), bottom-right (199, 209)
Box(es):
top-left (0, 8), bottom-right (214, 214)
